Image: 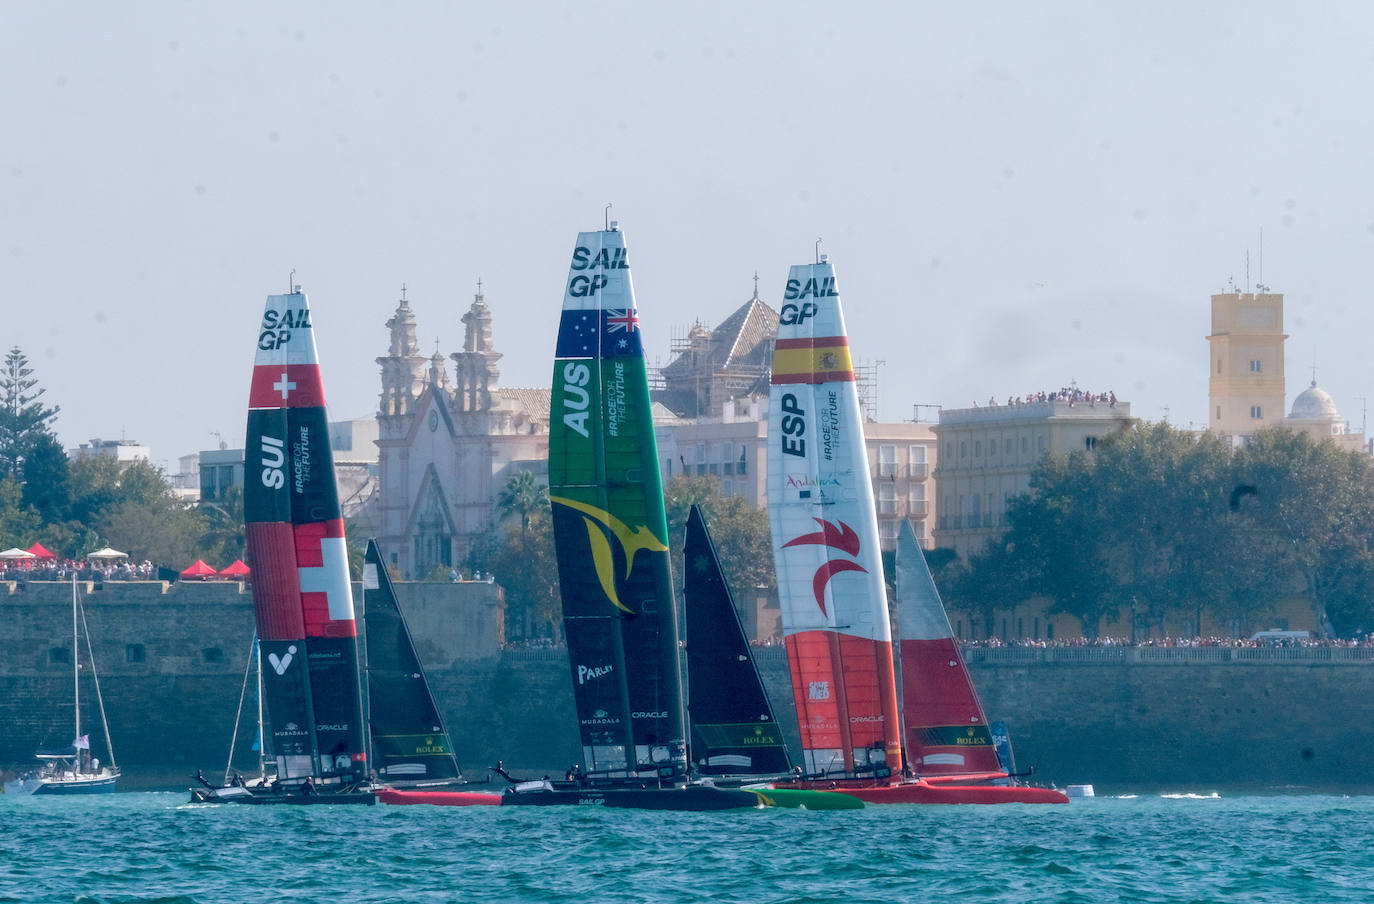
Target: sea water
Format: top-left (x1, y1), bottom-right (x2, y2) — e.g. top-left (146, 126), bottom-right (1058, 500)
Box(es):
top-left (2, 792), bottom-right (1371, 903)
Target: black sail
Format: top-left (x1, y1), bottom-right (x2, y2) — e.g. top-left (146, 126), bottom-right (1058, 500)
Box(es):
top-left (362, 539), bottom-right (463, 785)
top-left (684, 505), bottom-right (793, 779)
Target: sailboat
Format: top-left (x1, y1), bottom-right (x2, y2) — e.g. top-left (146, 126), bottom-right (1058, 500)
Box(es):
top-left (5, 576), bottom-right (120, 795)
top-left (193, 287), bottom-right (373, 805)
top-left (764, 256), bottom-right (1065, 804)
top-left (683, 504), bottom-right (862, 810)
top-left (494, 222), bottom-right (768, 810)
top-left (893, 519), bottom-right (1068, 803)
top-left (363, 539), bottom-right (500, 806)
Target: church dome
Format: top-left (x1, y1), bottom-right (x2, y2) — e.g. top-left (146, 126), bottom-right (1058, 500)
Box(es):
top-left (1289, 381), bottom-right (1341, 421)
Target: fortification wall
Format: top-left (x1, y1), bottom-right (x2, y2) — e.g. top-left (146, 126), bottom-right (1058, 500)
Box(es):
top-left (3, 581), bottom-right (1370, 792)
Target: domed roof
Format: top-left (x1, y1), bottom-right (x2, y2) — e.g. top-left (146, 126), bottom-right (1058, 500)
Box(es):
top-left (1289, 381), bottom-right (1341, 421)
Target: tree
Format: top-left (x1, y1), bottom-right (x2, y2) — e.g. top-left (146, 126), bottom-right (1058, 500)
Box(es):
top-left (0, 347), bottom-right (60, 478)
top-left (486, 506), bottom-right (562, 641)
top-left (19, 432), bottom-right (70, 521)
top-left (496, 469), bottom-right (549, 551)
top-left (199, 485), bottom-right (246, 567)
top-left (0, 473), bottom-right (41, 550)
top-left (663, 475), bottom-right (775, 612)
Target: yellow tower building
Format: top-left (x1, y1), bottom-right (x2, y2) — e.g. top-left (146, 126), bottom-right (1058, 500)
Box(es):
top-left (1207, 290), bottom-right (1288, 441)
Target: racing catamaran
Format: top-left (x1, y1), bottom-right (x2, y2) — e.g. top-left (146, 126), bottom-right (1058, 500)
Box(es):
top-left (494, 222), bottom-right (768, 810)
top-left (194, 287), bottom-right (373, 805)
top-left (765, 256), bottom-right (1066, 804)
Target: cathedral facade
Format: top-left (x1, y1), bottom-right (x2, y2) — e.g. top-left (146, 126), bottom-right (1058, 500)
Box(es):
top-left (374, 287), bottom-right (549, 578)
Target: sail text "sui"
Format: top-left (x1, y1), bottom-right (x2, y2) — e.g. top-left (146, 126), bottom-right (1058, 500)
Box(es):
top-left (259, 435), bottom-right (285, 489)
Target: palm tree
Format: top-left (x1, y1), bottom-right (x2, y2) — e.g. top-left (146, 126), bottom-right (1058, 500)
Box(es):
top-left (497, 470), bottom-right (549, 550)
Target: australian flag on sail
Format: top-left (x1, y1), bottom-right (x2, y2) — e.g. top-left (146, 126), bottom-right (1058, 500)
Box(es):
top-left (555, 309), bottom-right (643, 359)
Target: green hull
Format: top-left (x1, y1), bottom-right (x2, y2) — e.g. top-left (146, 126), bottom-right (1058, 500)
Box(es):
top-left (746, 787), bottom-right (865, 810)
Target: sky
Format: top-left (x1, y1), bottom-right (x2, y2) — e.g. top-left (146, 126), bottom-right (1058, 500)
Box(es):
top-left (6, 2), bottom-right (1374, 471)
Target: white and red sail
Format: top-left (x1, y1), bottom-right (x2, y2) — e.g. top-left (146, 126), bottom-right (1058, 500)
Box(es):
top-left (243, 291), bottom-right (367, 787)
top-left (766, 259), bottom-right (902, 777)
top-left (895, 519), bottom-right (1004, 777)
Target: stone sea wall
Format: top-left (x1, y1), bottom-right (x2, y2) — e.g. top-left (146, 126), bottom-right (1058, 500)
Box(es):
top-left (3, 581), bottom-right (1370, 792)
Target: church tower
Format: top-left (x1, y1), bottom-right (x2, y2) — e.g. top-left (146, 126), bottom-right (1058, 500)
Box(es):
top-left (1207, 289), bottom-right (1287, 442)
top-left (376, 290), bottom-right (428, 421)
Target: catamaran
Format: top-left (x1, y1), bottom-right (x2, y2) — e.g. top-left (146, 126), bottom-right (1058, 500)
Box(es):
top-left (764, 255), bottom-right (1066, 804)
top-left (683, 504), bottom-right (862, 810)
top-left (493, 222), bottom-right (772, 810)
top-left (193, 287), bottom-right (373, 805)
top-left (4, 576), bottom-right (120, 795)
top-left (364, 538), bottom-right (499, 806)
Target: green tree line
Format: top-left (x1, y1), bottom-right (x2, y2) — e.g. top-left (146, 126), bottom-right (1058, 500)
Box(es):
top-left (940, 423), bottom-right (1374, 640)
top-left (0, 347), bottom-right (242, 568)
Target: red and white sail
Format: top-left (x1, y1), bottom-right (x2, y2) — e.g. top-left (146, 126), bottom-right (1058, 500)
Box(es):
top-left (766, 259), bottom-right (902, 777)
top-left (895, 519), bottom-right (1003, 777)
top-left (244, 291), bottom-right (367, 787)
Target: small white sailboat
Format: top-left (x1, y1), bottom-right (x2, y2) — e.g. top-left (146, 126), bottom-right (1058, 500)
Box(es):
top-left (4, 576), bottom-right (120, 795)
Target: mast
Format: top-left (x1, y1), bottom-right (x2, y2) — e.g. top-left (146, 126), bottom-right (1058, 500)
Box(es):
top-left (72, 575), bottom-right (80, 748)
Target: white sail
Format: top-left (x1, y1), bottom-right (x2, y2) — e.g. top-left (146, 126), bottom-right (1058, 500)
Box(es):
top-left (766, 259), bottom-right (901, 776)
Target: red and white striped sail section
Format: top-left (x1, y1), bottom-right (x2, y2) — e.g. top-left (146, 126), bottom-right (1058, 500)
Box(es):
top-left (245, 291), bottom-right (356, 641)
top-left (766, 260), bottom-right (902, 778)
top-left (895, 519), bottom-right (1003, 777)
top-left (244, 291), bottom-right (365, 784)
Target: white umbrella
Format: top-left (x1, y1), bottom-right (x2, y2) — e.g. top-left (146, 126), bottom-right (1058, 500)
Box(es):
top-left (0, 547), bottom-right (36, 560)
top-left (86, 547), bottom-right (128, 561)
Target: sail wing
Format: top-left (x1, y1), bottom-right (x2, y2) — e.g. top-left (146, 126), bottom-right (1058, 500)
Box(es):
top-left (683, 505), bottom-right (792, 778)
top-left (549, 226), bottom-right (687, 781)
top-left (766, 261), bottom-right (902, 777)
top-left (244, 292), bottom-right (367, 786)
top-left (895, 519), bottom-right (1003, 776)
top-left (363, 539), bottom-right (463, 783)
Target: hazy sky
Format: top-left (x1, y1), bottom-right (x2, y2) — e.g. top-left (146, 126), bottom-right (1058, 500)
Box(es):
top-left (6, 2), bottom-right (1374, 469)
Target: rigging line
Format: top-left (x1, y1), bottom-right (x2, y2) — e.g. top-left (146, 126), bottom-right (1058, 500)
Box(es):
top-left (224, 631), bottom-right (259, 784)
top-left (77, 580), bottom-right (117, 770)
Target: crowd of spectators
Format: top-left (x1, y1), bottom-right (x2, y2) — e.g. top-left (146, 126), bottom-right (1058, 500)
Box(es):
top-left (977, 387), bottom-right (1118, 409)
top-left (963, 634), bottom-right (1374, 649)
top-left (0, 558), bottom-right (158, 582)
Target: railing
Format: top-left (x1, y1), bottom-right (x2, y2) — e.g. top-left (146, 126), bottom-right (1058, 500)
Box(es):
top-left (497, 644), bottom-right (1374, 666)
top-left (962, 646), bottom-right (1374, 665)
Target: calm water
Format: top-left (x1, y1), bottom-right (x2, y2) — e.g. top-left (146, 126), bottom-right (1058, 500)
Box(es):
top-left (2, 792), bottom-right (1371, 903)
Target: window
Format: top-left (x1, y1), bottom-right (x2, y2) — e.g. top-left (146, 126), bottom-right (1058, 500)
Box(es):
top-left (878, 518), bottom-right (898, 541)
top-left (1020, 437), bottom-right (1028, 453)
top-left (1249, 359), bottom-right (1262, 373)
top-left (908, 483), bottom-right (926, 515)
top-left (1216, 405), bottom-right (1221, 420)
top-left (1004, 438), bottom-right (1012, 456)
top-left (1250, 405), bottom-right (1263, 419)
top-left (959, 440), bottom-right (968, 459)
top-left (126, 644), bottom-right (146, 663)
top-left (1217, 359), bottom-right (1222, 374)
top-left (970, 493), bottom-right (982, 529)
top-left (878, 483), bottom-right (897, 515)
top-left (878, 445), bottom-right (896, 477)
top-left (1085, 436), bottom-right (1097, 451)
top-left (973, 440), bottom-right (982, 458)
top-left (908, 445), bottom-right (927, 478)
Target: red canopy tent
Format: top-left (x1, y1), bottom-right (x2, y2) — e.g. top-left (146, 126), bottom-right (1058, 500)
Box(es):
top-left (179, 559), bottom-right (220, 580)
top-left (218, 560), bottom-right (250, 578)
top-left (26, 542), bottom-right (55, 560)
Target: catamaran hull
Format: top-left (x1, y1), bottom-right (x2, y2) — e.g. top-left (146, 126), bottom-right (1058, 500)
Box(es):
top-left (375, 788), bottom-right (502, 807)
top-left (778, 779), bottom-right (1069, 805)
top-left (500, 784), bottom-right (767, 810)
top-left (189, 785), bottom-right (376, 805)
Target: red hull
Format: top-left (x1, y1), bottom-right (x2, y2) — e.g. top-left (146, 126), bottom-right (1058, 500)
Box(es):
top-left (780, 778), bottom-right (1069, 805)
top-left (376, 788), bottom-right (502, 807)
